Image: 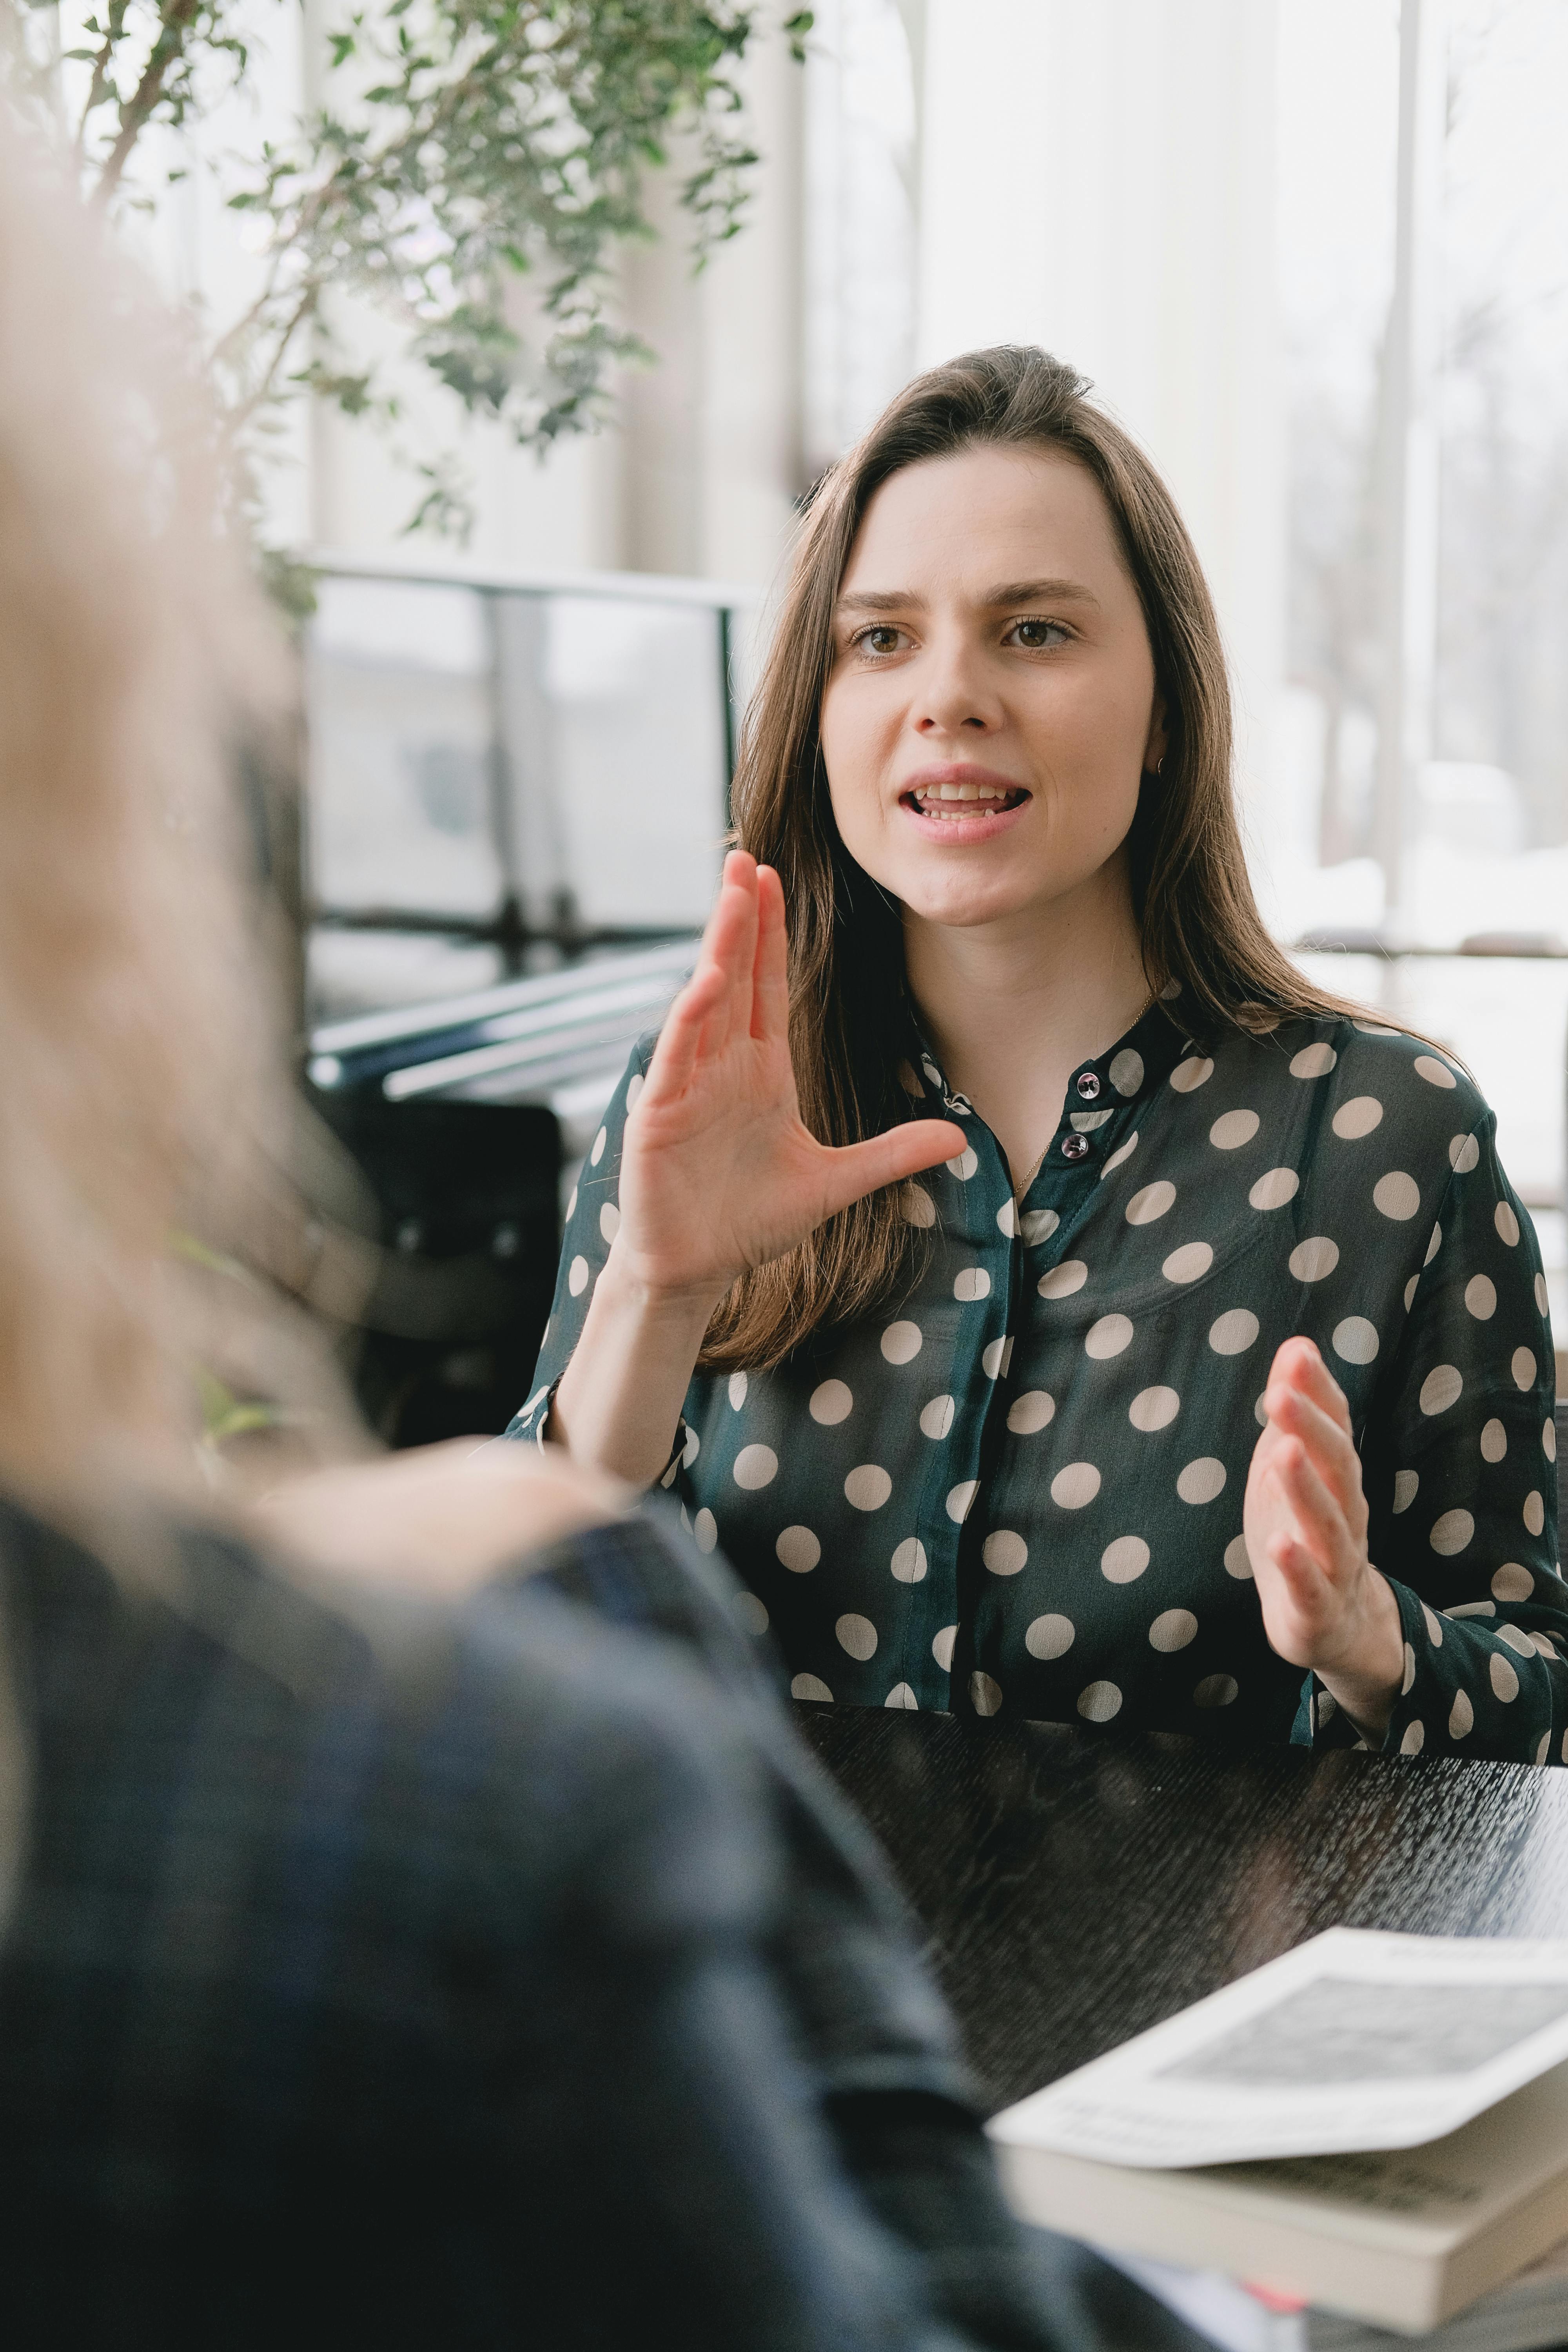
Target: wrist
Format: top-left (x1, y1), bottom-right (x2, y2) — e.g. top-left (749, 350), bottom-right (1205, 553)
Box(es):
top-left (1312, 1567), bottom-right (1406, 1738)
top-left (597, 1240), bottom-right (727, 1334)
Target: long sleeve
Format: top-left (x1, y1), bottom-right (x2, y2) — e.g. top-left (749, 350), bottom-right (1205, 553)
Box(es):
top-left (504, 1039), bottom-right (693, 1482)
top-left (1311, 1103), bottom-right (1567, 1761)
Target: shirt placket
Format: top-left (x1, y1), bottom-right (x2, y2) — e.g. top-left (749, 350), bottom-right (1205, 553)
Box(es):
top-left (903, 1037), bottom-right (1134, 1710)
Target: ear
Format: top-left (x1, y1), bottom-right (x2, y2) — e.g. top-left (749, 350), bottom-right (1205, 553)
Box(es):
top-left (1143, 692), bottom-right (1169, 777)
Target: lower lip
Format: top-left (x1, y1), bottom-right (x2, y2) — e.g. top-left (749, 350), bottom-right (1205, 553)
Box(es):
top-left (899, 795), bottom-right (1031, 844)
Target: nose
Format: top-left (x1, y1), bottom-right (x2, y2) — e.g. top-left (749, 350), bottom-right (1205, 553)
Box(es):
top-left (912, 631), bottom-right (1000, 738)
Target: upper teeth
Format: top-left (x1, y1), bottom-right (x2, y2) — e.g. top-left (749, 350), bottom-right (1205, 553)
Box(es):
top-left (916, 782), bottom-right (1011, 800)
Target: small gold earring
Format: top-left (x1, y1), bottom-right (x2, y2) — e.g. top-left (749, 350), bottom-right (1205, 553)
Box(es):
top-left (1155, 756), bottom-right (1165, 776)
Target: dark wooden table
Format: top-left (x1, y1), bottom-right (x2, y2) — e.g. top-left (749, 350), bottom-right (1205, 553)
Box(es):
top-left (797, 1704), bottom-right (1568, 2114)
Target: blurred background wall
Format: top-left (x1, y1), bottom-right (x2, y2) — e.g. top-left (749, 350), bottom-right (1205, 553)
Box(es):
top-left (113, 0), bottom-right (1568, 1376)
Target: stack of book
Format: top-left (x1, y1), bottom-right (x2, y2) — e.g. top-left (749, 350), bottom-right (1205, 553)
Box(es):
top-left (987, 1929), bottom-right (1568, 2343)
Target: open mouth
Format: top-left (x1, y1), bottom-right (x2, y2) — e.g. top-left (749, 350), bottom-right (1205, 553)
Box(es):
top-left (902, 782), bottom-right (1031, 822)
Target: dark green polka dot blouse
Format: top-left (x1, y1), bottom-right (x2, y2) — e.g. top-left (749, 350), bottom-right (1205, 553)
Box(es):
top-left (508, 998), bottom-right (1568, 1764)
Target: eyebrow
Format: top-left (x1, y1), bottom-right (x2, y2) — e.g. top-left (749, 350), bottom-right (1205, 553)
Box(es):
top-left (835, 576), bottom-right (1103, 615)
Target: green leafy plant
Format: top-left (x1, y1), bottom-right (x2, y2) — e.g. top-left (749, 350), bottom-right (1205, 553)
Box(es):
top-left (5, 0), bottom-right (810, 541)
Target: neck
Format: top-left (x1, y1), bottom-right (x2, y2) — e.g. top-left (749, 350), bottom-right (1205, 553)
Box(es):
top-left (902, 856), bottom-right (1150, 1188)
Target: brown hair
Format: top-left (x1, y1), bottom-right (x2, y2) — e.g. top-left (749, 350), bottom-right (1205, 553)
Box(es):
top-left (700, 344), bottom-right (1361, 1372)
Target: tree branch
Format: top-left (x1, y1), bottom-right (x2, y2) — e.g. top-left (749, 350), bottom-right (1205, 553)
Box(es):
top-left (92, 0), bottom-right (202, 203)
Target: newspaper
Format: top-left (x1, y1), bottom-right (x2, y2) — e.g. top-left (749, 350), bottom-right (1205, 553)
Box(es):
top-left (989, 1930), bottom-right (1568, 2170)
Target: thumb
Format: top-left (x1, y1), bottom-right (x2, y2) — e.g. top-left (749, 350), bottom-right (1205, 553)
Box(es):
top-left (817, 1120), bottom-right (968, 1223)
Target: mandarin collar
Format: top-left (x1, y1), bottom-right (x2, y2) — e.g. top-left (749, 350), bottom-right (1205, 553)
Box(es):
top-left (901, 987), bottom-right (1191, 1118)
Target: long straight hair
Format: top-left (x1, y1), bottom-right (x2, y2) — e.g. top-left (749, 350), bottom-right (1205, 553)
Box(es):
top-left (700, 345), bottom-right (1363, 1372)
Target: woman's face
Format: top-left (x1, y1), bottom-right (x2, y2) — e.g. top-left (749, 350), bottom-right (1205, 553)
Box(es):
top-left (818, 444), bottom-right (1166, 935)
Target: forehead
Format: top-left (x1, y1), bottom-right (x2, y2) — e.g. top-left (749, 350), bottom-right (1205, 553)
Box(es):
top-left (840, 444), bottom-right (1130, 599)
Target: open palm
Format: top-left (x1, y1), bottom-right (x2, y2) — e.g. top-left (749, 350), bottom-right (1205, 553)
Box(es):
top-left (615, 852), bottom-right (965, 1308)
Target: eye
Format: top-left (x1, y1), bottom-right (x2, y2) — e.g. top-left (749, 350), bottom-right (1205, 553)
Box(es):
top-left (1005, 617), bottom-right (1070, 651)
top-left (852, 623), bottom-right (911, 658)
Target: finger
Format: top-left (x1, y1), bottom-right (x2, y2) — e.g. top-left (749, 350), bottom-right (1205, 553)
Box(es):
top-left (641, 959), bottom-right (728, 1103)
top-left (752, 865), bottom-right (789, 1044)
top-left (706, 854), bottom-right (760, 1056)
top-left (1261, 1527), bottom-right (1337, 1625)
top-left (1270, 1433), bottom-right (1352, 1574)
top-left (817, 1121), bottom-right (968, 1222)
top-left (1265, 1381), bottom-right (1363, 1511)
top-left (1267, 1335), bottom-right (1353, 1436)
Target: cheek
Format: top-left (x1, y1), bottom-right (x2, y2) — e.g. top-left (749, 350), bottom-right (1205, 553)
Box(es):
top-left (819, 682), bottom-right (890, 840)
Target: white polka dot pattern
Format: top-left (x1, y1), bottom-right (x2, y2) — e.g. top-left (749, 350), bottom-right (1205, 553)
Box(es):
top-left (1127, 1180), bottom-right (1176, 1226)
top-left (1209, 1310), bottom-right (1259, 1356)
top-left (777, 1526), bottom-right (820, 1573)
top-left (920, 1394), bottom-right (956, 1439)
top-left (525, 1023), bottom-right (1564, 1762)
top-left (1373, 1172), bottom-right (1421, 1221)
top-left (810, 1380), bottom-right (853, 1425)
top-left (1076, 1681), bottom-right (1122, 1722)
top-left (1101, 1537), bottom-right (1150, 1583)
top-left (1051, 1463), bottom-right (1101, 1510)
top-left (983, 1529), bottom-right (1028, 1576)
top-left (1333, 1097), bottom-right (1383, 1139)
top-left (844, 1464), bottom-right (891, 1512)
top-left (1250, 1167), bottom-right (1299, 1210)
top-left (1419, 1365), bottom-right (1463, 1417)
top-left (1176, 1458), bottom-right (1226, 1505)
top-left (836, 1613), bottom-right (877, 1660)
top-left (1086, 1314), bottom-right (1134, 1359)
top-left (1223, 1534), bottom-right (1253, 1579)
top-left (1038, 1261), bottom-right (1086, 1299)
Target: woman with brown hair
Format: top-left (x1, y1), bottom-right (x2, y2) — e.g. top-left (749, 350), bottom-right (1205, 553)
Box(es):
top-left (515, 344), bottom-right (1567, 1765)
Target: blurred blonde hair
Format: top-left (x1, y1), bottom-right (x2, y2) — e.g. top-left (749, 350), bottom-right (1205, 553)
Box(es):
top-left (0, 117), bottom-right (289, 1511)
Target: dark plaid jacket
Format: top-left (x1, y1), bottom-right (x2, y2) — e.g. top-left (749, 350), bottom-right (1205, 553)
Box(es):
top-left (0, 1493), bottom-right (1086, 2350)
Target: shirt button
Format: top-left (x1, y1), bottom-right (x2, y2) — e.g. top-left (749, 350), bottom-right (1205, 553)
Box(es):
top-left (1061, 1133), bottom-right (1091, 1161)
top-left (1076, 1071), bottom-right (1102, 1100)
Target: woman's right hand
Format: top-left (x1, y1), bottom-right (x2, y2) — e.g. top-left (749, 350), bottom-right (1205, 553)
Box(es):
top-left (613, 851), bottom-right (966, 1311)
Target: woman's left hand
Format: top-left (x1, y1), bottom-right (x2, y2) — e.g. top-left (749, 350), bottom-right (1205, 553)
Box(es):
top-left (1243, 1336), bottom-right (1406, 1736)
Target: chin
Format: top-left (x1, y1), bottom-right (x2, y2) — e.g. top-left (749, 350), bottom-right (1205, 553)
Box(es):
top-left (890, 868), bottom-right (1046, 931)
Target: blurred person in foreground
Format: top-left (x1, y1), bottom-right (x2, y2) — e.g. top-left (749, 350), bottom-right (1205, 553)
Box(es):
top-left (0, 117), bottom-right (1192, 2352)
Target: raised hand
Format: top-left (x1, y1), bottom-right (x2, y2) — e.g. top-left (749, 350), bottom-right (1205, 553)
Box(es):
top-left (549, 852), bottom-right (965, 1484)
top-left (1243, 1336), bottom-right (1405, 1734)
top-left (615, 850), bottom-right (967, 1310)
